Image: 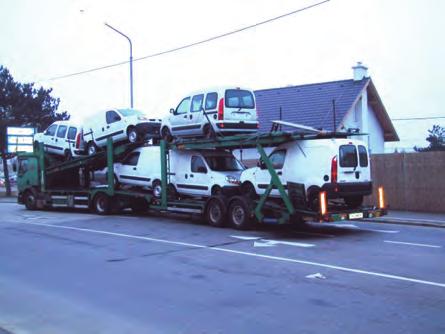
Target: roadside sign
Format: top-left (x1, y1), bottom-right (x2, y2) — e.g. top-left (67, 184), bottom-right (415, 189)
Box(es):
top-left (6, 126), bottom-right (36, 153)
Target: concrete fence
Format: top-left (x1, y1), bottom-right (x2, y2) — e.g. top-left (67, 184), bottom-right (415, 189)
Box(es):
top-left (365, 151), bottom-right (445, 213)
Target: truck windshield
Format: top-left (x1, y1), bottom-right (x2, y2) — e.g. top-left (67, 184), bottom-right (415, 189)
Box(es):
top-left (225, 90), bottom-right (255, 109)
top-left (204, 156), bottom-right (244, 171)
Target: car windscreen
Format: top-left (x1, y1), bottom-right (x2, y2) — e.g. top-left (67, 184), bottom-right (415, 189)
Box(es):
top-left (204, 155), bottom-right (244, 171)
top-left (118, 109), bottom-right (145, 117)
top-left (225, 90), bottom-right (255, 109)
top-left (339, 145), bottom-right (358, 168)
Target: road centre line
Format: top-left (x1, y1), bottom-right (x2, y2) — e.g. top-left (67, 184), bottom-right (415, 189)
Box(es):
top-left (384, 240), bottom-right (442, 249)
top-left (17, 221), bottom-right (445, 289)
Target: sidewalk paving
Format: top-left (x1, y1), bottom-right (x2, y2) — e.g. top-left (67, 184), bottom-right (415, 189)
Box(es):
top-left (1, 194), bottom-right (444, 228)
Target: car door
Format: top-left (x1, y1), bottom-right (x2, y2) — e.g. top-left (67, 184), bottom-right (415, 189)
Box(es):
top-left (117, 151), bottom-right (143, 186)
top-left (170, 97), bottom-right (191, 136)
top-left (97, 110), bottom-right (123, 145)
top-left (42, 124), bottom-right (58, 153)
top-left (189, 94), bottom-right (205, 136)
top-left (255, 149), bottom-right (286, 196)
top-left (66, 126), bottom-right (77, 154)
top-left (54, 125), bottom-right (68, 154)
top-left (187, 155), bottom-right (211, 196)
top-left (338, 144), bottom-right (359, 183)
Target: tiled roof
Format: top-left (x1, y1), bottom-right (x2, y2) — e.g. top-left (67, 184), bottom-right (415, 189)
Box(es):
top-left (254, 78), bottom-right (369, 132)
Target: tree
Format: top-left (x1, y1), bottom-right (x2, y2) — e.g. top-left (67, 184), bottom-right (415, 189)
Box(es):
top-left (414, 125), bottom-right (445, 152)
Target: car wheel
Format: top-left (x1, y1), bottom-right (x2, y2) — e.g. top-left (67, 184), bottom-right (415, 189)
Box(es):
top-left (228, 196), bottom-right (254, 230)
top-left (161, 127), bottom-right (173, 143)
top-left (205, 196), bottom-right (227, 227)
top-left (127, 127), bottom-right (138, 143)
top-left (241, 182), bottom-right (257, 199)
top-left (64, 149), bottom-right (73, 161)
top-left (87, 142), bottom-right (97, 156)
top-left (344, 196), bottom-right (363, 209)
top-left (24, 190), bottom-right (37, 210)
top-left (211, 185), bottom-right (222, 196)
top-left (93, 193), bottom-right (111, 215)
top-left (152, 180), bottom-right (162, 198)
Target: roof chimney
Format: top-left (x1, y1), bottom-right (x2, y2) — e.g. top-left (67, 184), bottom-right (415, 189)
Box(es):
top-left (352, 62), bottom-right (368, 81)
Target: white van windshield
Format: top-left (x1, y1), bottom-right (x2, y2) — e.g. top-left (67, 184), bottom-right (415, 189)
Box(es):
top-left (204, 156), bottom-right (244, 171)
top-left (225, 90), bottom-right (255, 109)
top-left (118, 109), bottom-right (145, 117)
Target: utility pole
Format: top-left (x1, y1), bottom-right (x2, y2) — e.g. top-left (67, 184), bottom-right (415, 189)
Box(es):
top-left (105, 22), bottom-right (134, 108)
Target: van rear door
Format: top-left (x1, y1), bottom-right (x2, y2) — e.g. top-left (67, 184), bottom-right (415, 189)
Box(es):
top-left (223, 89), bottom-right (256, 122)
top-left (338, 144), bottom-right (370, 183)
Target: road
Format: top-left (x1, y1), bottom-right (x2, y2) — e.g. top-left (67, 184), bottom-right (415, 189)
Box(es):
top-left (0, 203), bottom-right (444, 334)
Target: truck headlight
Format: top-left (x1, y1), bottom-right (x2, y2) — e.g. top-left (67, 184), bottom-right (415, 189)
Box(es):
top-left (225, 175), bottom-right (240, 185)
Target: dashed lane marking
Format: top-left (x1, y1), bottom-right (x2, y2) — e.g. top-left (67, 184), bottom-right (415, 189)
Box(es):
top-left (384, 240), bottom-right (442, 249)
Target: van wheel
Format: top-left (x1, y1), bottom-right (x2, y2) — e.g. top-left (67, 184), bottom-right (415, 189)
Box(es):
top-left (241, 182), bottom-right (257, 199)
top-left (205, 196), bottom-right (227, 227)
top-left (64, 149), bottom-right (73, 161)
top-left (211, 185), bottom-right (222, 196)
top-left (161, 127), bottom-right (173, 143)
top-left (87, 142), bottom-right (97, 156)
top-left (24, 190), bottom-right (37, 210)
top-left (152, 180), bottom-right (162, 198)
top-left (228, 196), bottom-right (254, 230)
top-left (127, 127), bottom-right (138, 143)
top-left (203, 124), bottom-right (212, 139)
top-left (93, 193), bottom-right (110, 215)
top-left (344, 196), bottom-right (363, 209)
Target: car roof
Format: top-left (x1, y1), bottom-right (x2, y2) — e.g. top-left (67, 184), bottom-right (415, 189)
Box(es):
top-left (50, 120), bottom-right (80, 127)
top-left (182, 86), bottom-right (255, 97)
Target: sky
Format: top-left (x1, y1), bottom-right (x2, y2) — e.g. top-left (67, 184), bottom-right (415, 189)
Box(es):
top-left (1, 0), bottom-right (444, 152)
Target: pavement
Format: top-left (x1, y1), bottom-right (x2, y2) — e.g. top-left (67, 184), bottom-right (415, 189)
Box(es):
top-left (0, 202), bottom-right (444, 334)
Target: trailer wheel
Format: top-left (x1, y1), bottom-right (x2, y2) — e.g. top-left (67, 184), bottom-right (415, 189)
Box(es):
top-left (24, 190), bottom-right (37, 210)
top-left (228, 196), bottom-right (254, 230)
top-left (93, 193), bottom-right (111, 215)
top-left (205, 196), bottom-right (227, 227)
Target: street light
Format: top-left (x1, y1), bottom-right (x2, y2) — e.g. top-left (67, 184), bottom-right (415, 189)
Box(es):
top-left (104, 22), bottom-right (134, 108)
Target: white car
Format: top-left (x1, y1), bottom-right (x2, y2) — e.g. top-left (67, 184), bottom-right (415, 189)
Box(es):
top-left (113, 146), bottom-right (244, 198)
top-left (161, 87), bottom-right (258, 141)
top-left (33, 121), bottom-right (84, 159)
top-left (240, 138), bottom-right (372, 209)
top-left (83, 108), bottom-right (161, 155)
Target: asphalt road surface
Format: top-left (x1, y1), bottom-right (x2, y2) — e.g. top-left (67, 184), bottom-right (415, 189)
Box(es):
top-left (1, 203), bottom-right (444, 334)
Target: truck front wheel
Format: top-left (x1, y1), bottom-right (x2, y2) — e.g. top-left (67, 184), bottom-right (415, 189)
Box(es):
top-left (93, 193), bottom-right (111, 215)
top-left (24, 190), bottom-right (37, 210)
top-left (205, 196), bottom-right (227, 228)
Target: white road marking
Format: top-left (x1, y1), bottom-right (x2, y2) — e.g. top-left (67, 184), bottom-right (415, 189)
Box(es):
top-left (262, 239), bottom-right (315, 248)
top-left (253, 241), bottom-right (275, 247)
top-left (363, 229), bottom-right (399, 234)
top-left (306, 273), bottom-right (326, 279)
top-left (384, 240), bottom-right (442, 249)
top-left (381, 217), bottom-right (445, 224)
top-left (329, 223), bottom-right (399, 234)
top-left (232, 236), bottom-right (315, 248)
top-left (231, 235), bottom-right (261, 241)
top-left (17, 221), bottom-right (445, 289)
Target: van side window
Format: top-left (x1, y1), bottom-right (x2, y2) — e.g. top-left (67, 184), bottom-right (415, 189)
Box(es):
top-left (358, 145), bottom-right (368, 167)
top-left (191, 94), bottom-right (204, 112)
top-left (106, 110), bottom-right (121, 124)
top-left (122, 152), bottom-right (140, 166)
top-left (339, 145), bottom-right (358, 167)
top-left (45, 124), bottom-right (57, 136)
top-left (191, 156), bottom-right (207, 173)
top-left (57, 125), bottom-right (68, 138)
top-left (175, 97), bottom-right (191, 115)
top-left (269, 150), bottom-right (286, 169)
top-left (205, 92), bottom-right (217, 110)
top-left (67, 127), bottom-right (77, 140)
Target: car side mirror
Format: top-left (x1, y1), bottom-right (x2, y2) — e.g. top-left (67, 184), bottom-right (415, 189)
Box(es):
top-left (169, 108), bottom-right (175, 114)
top-left (197, 166), bottom-right (207, 173)
top-left (258, 160), bottom-right (266, 169)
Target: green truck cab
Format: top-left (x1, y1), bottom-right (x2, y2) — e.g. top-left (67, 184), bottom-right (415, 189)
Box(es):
top-left (17, 153), bottom-right (41, 209)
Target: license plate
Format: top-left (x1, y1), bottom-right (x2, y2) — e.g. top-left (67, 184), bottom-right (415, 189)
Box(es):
top-left (349, 212), bottom-right (364, 219)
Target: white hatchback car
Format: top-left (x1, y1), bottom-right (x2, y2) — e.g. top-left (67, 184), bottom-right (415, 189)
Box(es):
top-left (83, 108), bottom-right (161, 155)
top-left (33, 121), bottom-right (84, 159)
top-left (240, 138), bottom-right (372, 209)
top-left (161, 87), bottom-right (258, 141)
top-left (113, 147), bottom-right (244, 198)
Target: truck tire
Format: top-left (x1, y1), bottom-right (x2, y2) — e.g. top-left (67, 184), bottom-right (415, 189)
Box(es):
top-left (205, 196), bottom-right (227, 228)
top-left (228, 196), bottom-right (254, 230)
top-left (93, 193), bottom-right (111, 215)
top-left (241, 182), bottom-right (257, 199)
top-left (24, 190), bottom-right (37, 210)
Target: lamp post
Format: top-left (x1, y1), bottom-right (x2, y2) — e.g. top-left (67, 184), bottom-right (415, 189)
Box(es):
top-left (104, 22), bottom-right (134, 108)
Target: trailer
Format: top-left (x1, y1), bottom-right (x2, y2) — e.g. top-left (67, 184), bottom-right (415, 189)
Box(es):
top-left (17, 130), bottom-right (387, 230)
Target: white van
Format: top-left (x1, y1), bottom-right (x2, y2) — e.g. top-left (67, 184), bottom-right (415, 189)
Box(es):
top-left (33, 121), bottom-right (84, 160)
top-left (83, 108), bottom-right (161, 155)
top-left (240, 138), bottom-right (372, 209)
top-left (113, 147), bottom-right (244, 198)
top-left (161, 87), bottom-right (258, 141)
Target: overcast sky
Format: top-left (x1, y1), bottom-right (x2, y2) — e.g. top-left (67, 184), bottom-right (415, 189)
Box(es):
top-left (1, 0), bottom-right (444, 151)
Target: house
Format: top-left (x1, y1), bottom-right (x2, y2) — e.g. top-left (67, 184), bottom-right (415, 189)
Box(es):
top-left (253, 62), bottom-right (399, 154)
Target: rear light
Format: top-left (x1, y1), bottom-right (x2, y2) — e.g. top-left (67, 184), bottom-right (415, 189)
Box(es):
top-left (320, 191), bottom-right (327, 216)
top-left (75, 132), bottom-right (81, 149)
top-left (378, 186), bottom-right (385, 209)
top-left (331, 156), bottom-right (338, 183)
top-left (218, 98), bottom-right (224, 120)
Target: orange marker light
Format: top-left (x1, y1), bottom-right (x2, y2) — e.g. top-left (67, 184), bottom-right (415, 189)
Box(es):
top-left (378, 186), bottom-right (385, 209)
top-left (319, 191), bottom-right (327, 216)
